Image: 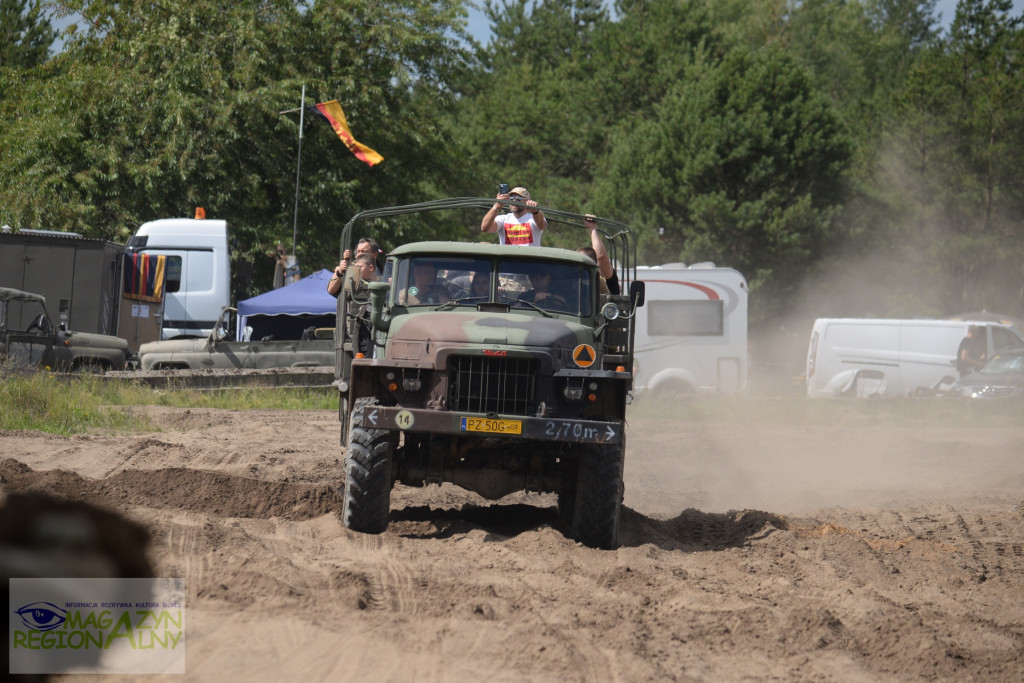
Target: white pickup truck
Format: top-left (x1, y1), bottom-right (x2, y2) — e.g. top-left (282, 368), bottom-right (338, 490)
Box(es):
top-left (138, 308), bottom-right (333, 370)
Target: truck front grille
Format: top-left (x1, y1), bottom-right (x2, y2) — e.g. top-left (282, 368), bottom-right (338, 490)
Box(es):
top-left (449, 355), bottom-right (538, 416)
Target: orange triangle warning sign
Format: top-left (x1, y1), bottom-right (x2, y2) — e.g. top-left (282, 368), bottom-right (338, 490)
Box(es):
top-left (573, 344), bottom-right (596, 368)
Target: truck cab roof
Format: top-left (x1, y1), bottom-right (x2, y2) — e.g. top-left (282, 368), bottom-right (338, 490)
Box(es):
top-left (389, 241), bottom-right (596, 267)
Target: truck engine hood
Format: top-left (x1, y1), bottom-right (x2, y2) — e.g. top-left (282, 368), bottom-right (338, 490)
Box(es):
top-left (387, 311), bottom-right (592, 351)
top-left (62, 331), bottom-right (130, 351)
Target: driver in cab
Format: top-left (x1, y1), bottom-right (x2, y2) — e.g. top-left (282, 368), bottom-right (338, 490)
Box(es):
top-left (399, 261), bottom-right (451, 305)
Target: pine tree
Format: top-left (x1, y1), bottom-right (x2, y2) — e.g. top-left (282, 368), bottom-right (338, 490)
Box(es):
top-left (0, 0), bottom-right (56, 69)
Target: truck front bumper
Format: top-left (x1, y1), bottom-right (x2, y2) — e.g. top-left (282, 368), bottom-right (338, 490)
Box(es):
top-left (351, 405), bottom-right (622, 445)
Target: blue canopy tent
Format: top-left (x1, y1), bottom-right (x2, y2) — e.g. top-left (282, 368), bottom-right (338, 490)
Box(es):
top-left (237, 269), bottom-right (337, 341)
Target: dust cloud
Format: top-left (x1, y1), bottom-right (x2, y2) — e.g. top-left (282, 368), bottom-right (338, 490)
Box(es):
top-left (748, 139), bottom-right (1024, 396)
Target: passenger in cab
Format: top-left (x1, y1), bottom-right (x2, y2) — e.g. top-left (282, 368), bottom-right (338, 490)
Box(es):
top-left (470, 272), bottom-right (491, 299)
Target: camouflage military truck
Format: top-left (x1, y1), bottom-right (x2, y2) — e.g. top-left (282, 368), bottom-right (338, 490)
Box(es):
top-left (334, 198), bottom-right (644, 548)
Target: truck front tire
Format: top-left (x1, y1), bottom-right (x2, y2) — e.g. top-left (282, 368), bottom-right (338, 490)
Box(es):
top-left (341, 398), bottom-right (396, 534)
top-left (569, 442), bottom-right (624, 549)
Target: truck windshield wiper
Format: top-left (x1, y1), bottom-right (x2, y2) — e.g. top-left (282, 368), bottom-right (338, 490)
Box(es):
top-left (500, 296), bottom-right (553, 318)
top-left (436, 295), bottom-right (489, 311)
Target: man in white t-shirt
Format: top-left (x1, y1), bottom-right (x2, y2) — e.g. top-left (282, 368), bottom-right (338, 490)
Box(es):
top-left (480, 186), bottom-right (547, 246)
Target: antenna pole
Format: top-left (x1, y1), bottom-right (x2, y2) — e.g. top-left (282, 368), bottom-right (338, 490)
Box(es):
top-left (291, 85), bottom-right (306, 255)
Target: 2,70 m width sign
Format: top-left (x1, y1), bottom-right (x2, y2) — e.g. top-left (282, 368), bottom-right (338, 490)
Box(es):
top-left (544, 421), bottom-right (618, 443)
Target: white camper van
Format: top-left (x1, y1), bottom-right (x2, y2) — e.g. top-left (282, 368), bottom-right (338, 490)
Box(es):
top-left (125, 215), bottom-right (231, 340)
top-left (633, 264), bottom-right (748, 395)
top-left (805, 318), bottom-right (1024, 398)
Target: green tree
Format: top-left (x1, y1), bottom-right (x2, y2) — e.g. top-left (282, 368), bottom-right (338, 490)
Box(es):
top-left (0, 0), bottom-right (473, 293)
top-left (0, 0), bottom-right (56, 68)
top-left (449, 0), bottom-right (613, 216)
top-left (451, 0), bottom-right (719, 243)
top-left (599, 46), bottom-right (853, 323)
top-left (880, 0), bottom-right (1024, 313)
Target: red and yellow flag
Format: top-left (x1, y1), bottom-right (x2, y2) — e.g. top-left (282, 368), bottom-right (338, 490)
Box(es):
top-left (308, 100), bottom-right (384, 167)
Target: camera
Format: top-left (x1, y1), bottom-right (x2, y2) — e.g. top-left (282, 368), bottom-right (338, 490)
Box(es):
top-left (498, 183), bottom-right (509, 195)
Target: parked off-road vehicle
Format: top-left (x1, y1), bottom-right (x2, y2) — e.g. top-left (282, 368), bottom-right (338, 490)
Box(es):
top-left (334, 198), bottom-right (644, 548)
top-left (139, 307), bottom-right (334, 370)
top-left (0, 287), bottom-right (132, 371)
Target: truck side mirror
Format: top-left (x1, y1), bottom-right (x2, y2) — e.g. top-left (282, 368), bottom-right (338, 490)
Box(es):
top-left (629, 280), bottom-right (645, 308)
top-left (368, 281), bottom-right (391, 332)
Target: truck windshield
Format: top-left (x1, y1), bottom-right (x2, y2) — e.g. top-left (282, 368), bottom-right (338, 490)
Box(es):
top-left (394, 257), bottom-right (491, 307)
top-left (498, 259), bottom-right (592, 316)
top-left (391, 256), bottom-right (592, 316)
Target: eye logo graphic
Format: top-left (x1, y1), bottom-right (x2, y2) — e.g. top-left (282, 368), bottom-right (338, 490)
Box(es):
top-left (14, 602), bottom-right (67, 631)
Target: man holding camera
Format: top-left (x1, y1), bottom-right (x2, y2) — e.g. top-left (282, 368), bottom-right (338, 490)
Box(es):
top-left (480, 185), bottom-right (547, 246)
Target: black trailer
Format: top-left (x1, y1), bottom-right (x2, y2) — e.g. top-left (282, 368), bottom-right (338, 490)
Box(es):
top-left (0, 230), bottom-right (124, 335)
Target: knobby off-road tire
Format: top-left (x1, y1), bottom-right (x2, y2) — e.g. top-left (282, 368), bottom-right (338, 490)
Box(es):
top-left (341, 398), bottom-right (397, 534)
top-left (557, 483), bottom-right (576, 531)
top-left (569, 443), bottom-right (625, 549)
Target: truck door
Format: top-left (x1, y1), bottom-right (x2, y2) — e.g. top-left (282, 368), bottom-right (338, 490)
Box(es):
top-left (155, 250), bottom-right (216, 338)
top-left (1, 299), bottom-right (55, 368)
top-left (159, 252), bottom-right (187, 338)
top-left (3, 330), bottom-right (54, 367)
top-left (989, 325), bottom-right (1024, 356)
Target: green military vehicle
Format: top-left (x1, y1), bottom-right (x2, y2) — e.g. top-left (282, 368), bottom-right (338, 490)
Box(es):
top-left (334, 198), bottom-right (644, 548)
top-left (0, 287), bottom-right (133, 371)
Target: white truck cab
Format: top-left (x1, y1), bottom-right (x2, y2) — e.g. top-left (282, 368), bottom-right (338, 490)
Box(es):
top-left (126, 215), bottom-right (230, 340)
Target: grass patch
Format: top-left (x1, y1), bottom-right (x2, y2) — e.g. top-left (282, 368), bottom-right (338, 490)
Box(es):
top-left (0, 369), bottom-right (336, 436)
top-left (0, 370), bottom-right (143, 435)
top-left (94, 379), bottom-right (336, 411)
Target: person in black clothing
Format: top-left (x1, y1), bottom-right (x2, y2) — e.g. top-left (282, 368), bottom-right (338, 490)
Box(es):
top-left (957, 325), bottom-right (987, 377)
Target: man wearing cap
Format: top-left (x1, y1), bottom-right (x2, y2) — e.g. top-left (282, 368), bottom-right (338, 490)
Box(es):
top-left (480, 186), bottom-right (547, 246)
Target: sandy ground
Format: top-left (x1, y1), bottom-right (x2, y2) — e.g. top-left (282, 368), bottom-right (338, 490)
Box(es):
top-left (3, 399), bottom-right (1024, 681)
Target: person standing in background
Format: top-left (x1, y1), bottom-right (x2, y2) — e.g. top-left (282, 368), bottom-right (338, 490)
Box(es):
top-left (957, 325), bottom-right (987, 377)
top-left (480, 186), bottom-right (547, 246)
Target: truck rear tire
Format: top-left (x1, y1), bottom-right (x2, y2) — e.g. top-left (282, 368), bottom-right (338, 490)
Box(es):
top-left (557, 481), bottom-right (576, 529)
top-left (569, 442), bottom-right (624, 549)
top-left (341, 398), bottom-right (396, 534)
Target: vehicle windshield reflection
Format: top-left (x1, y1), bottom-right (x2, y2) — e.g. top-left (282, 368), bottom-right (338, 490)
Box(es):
top-left (395, 257), bottom-right (490, 307)
top-left (498, 260), bottom-right (590, 316)
top-left (981, 352), bottom-right (1024, 374)
top-left (391, 256), bottom-right (591, 315)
